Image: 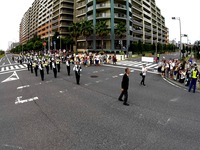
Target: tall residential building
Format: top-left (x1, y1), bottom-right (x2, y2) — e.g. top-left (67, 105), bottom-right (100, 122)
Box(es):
top-left (19, 7), bottom-right (31, 44)
top-left (19, 0), bottom-right (74, 48)
top-left (74, 0), bottom-right (168, 52)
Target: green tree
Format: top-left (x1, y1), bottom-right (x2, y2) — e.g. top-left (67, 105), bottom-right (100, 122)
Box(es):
top-left (68, 22), bottom-right (82, 54)
top-left (137, 40), bottom-right (143, 54)
top-left (33, 41), bottom-right (43, 51)
top-left (115, 22), bottom-right (126, 50)
top-left (95, 20), bottom-right (110, 51)
top-left (81, 20), bottom-right (93, 50)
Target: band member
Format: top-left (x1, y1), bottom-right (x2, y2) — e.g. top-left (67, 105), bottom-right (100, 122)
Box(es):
top-left (66, 57), bottom-right (71, 76)
top-left (52, 59), bottom-right (57, 78)
top-left (44, 59), bottom-right (49, 74)
top-left (56, 57), bottom-right (61, 72)
top-left (27, 57), bottom-right (30, 71)
top-left (73, 61), bottom-right (82, 85)
top-left (39, 61), bottom-right (44, 81)
top-left (33, 60), bottom-right (38, 76)
top-left (30, 59), bottom-right (33, 73)
top-left (118, 68), bottom-right (130, 106)
top-left (49, 57), bottom-right (53, 70)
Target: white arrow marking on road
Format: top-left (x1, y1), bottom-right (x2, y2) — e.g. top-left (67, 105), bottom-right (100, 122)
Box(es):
top-left (1, 71), bottom-right (19, 83)
top-left (17, 85), bottom-right (30, 90)
top-left (15, 96), bottom-right (38, 105)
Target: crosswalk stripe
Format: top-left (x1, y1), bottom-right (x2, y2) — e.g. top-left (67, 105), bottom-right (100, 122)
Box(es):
top-left (10, 66), bottom-right (14, 70)
top-left (147, 64), bottom-right (158, 68)
top-left (19, 65), bottom-right (25, 68)
top-left (23, 64), bottom-right (27, 67)
top-left (15, 65), bottom-right (19, 69)
top-left (1, 67), bottom-right (4, 71)
top-left (6, 67), bottom-right (9, 71)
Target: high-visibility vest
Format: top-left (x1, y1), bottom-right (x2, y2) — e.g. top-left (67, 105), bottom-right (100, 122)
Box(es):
top-left (157, 54), bottom-right (160, 57)
top-left (192, 70), bottom-right (198, 79)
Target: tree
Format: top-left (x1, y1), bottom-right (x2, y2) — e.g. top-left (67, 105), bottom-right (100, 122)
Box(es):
top-left (81, 20), bottom-right (93, 50)
top-left (33, 41), bottom-right (43, 51)
top-left (95, 20), bottom-right (110, 51)
top-left (115, 22), bottom-right (126, 50)
top-left (68, 22), bottom-right (81, 54)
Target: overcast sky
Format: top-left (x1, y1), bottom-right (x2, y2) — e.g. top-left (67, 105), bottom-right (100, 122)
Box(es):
top-left (0, 0), bottom-right (200, 50)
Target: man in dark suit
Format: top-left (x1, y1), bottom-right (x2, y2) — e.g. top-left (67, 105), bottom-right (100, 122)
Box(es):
top-left (118, 68), bottom-right (130, 106)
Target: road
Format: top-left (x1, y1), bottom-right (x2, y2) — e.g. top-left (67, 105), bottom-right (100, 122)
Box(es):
top-left (0, 54), bottom-right (199, 150)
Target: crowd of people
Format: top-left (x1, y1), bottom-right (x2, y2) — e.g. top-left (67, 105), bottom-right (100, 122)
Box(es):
top-left (157, 57), bottom-right (200, 93)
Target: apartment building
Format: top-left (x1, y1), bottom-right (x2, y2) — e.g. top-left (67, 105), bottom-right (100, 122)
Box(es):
top-left (74, 0), bottom-right (168, 52)
top-left (19, 7), bottom-right (31, 44)
top-left (19, 0), bottom-right (74, 47)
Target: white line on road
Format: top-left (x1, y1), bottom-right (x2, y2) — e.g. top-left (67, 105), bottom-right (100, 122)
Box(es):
top-left (19, 65), bottom-right (25, 68)
top-left (119, 73), bottom-right (124, 76)
top-left (0, 68), bottom-right (27, 75)
top-left (15, 65), bottom-right (19, 69)
top-left (15, 96), bottom-right (38, 105)
top-left (6, 67), bottom-right (9, 71)
top-left (10, 66), bottom-right (14, 70)
top-left (17, 85), bottom-right (30, 90)
top-left (6, 54), bottom-right (11, 65)
top-left (1, 67), bottom-right (4, 71)
top-left (2, 62), bottom-right (5, 66)
top-left (112, 75), bottom-right (118, 78)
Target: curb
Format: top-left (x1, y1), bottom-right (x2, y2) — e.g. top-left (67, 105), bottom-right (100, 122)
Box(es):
top-left (164, 77), bottom-right (200, 94)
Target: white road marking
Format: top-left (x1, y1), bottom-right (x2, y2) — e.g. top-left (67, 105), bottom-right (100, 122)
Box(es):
top-left (105, 78), bottom-right (109, 80)
top-left (1, 67), bottom-right (4, 71)
top-left (6, 67), bottom-right (9, 71)
top-left (2, 62), bottom-right (5, 65)
top-left (17, 85), bottom-right (30, 90)
top-left (147, 64), bottom-right (158, 68)
top-left (23, 64), bottom-right (27, 67)
top-left (112, 75), bottom-right (118, 78)
top-left (170, 98), bottom-right (179, 102)
top-left (2, 144), bottom-right (23, 150)
top-left (85, 83), bottom-right (92, 86)
top-left (96, 80), bottom-right (102, 83)
top-left (93, 71), bottom-right (98, 73)
top-left (15, 65), bottom-right (19, 69)
top-left (19, 65), bottom-right (25, 68)
top-left (1, 71), bottom-right (19, 83)
top-left (15, 96), bottom-right (38, 105)
top-left (10, 66), bottom-right (14, 70)
top-left (158, 117), bottom-right (171, 126)
top-left (35, 82), bottom-right (42, 85)
top-left (119, 73), bottom-right (124, 76)
top-left (6, 54), bottom-right (11, 64)
top-left (103, 64), bottom-right (160, 74)
top-left (0, 68), bottom-right (27, 75)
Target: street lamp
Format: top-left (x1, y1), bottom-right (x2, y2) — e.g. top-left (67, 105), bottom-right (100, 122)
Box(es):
top-left (172, 17), bottom-right (182, 59)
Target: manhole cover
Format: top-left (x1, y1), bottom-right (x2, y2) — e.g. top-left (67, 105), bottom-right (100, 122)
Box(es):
top-left (90, 75), bottom-right (98, 78)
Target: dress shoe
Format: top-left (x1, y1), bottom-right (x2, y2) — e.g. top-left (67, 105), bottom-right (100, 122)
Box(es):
top-left (123, 103), bottom-right (129, 106)
top-left (118, 98), bottom-right (123, 101)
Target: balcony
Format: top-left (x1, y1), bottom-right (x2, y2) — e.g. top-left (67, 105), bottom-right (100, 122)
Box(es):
top-left (96, 3), bottom-right (110, 9)
top-left (96, 13), bottom-right (111, 18)
top-left (114, 13), bottom-right (127, 19)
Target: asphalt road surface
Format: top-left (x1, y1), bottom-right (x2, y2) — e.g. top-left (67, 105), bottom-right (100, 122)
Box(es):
top-left (0, 54), bottom-right (200, 150)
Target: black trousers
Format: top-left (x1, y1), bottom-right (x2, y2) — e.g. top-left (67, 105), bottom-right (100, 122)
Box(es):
top-left (50, 62), bottom-right (52, 70)
top-left (67, 66), bottom-right (70, 75)
top-left (57, 64), bottom-right (60, 72)
top-left (46, 66), bottom-right (49, 74)
top-left (34, 68), bottom-right (38, 76)
top-left (53, 68), bottom-right (57, 78)
top-left (27, 64), bottom-right (30, 71)
top-left (30, 66), bottom-right (33, 73)
top-left (40, 70), bottom-right (44, 81)
top-left (119, 90), bottom-right (128, 104)
top-left (75, 71), bottom-right (80, 84)
top-left (141, 75), bottom-right (146, 85)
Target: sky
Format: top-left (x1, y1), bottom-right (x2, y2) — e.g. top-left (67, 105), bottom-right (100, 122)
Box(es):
top-left (0, 0), bottom-right (200, 50)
